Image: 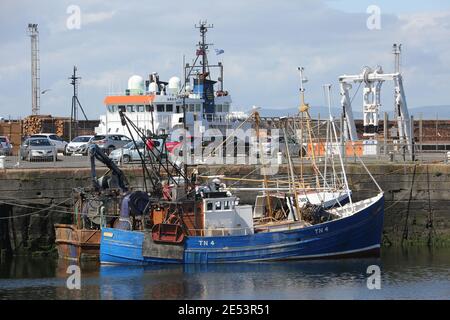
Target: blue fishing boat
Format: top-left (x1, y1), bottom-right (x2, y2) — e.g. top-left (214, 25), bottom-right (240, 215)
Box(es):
top-left (100, 189), bottom-right (384, 264)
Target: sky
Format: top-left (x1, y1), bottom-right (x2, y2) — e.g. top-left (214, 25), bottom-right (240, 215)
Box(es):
top-left (1, 0), bottom-right (450, 120)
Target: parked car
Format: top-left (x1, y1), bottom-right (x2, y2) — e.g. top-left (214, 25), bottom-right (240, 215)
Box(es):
top-left (109, 140), bottom-right (146, 163)
top-left (91, 134), bottom-right (132, 154)
top-left (30, 133), bottom-right (68, 153)
top-left (110, 139), bottom-right (167, 163)
top-left (0, 136), bottom-right (13, 156)
top-left (65, 135), bottom-right (94, 155)
top-left (19, 138), bottom-right (57, 161)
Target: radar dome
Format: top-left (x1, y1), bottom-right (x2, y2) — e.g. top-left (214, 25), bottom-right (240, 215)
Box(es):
top-left (168, 76), bottom-right (181, 94)
top-left (127, 75), bottom-right (144, 94)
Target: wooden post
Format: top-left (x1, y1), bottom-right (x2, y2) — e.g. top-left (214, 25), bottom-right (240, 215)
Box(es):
top-left (419, 113), bottom-right (423, 154)
top-left (436, 113), bottom-right (438, 151)
top-left (317, 113), bottom-right (320, 142)
top-left (384, 112), bottom-right (388, 156)
top-left (410, 115), bottom-right (415, 161)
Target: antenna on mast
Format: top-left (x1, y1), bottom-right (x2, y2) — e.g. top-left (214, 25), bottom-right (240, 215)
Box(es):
top-left (393, 43), bottom-right (402, 73)
top-left (297, 66), bottom-right (309, 113)
top-left (195, 20), bottom-right (214, 79)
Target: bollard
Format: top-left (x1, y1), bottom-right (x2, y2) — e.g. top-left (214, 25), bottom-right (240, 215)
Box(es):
top-left (0, 155), bottom-right (5, 169)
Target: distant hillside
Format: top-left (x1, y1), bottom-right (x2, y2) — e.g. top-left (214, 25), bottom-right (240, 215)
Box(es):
top-left (404, 105), bottom-right (450, 119)
top-left (258, 106), bottom-right (362, 118)
top-left (258, 105), bottom-right (450, 120)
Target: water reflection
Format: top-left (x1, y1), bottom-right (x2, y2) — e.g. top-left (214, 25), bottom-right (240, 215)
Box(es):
top-left (96, 258), bottom-right (382, 299)
top-left (0, 248), bottom-right (449, 299)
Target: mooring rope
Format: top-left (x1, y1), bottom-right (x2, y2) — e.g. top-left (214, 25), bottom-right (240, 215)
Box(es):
top-left (0, 198), bottom-right (73, 219)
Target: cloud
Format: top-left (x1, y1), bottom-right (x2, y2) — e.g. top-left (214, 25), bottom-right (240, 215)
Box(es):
top-left (1, 0), bottom-right (450, 119)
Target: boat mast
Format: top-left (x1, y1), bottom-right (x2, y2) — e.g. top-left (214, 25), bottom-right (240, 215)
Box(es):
top-left (196, 21), bottom-right (212, 79)
top-left (195, 20), bottom-right (213, 111)
top-left (282, 123), bottom-right (302, 221)
top-left (297, 67), bottom-right (321, 189)
top-left (324, 84), bottom-right (353, 208)
top-left (254, 110), bottom-right (272, 217)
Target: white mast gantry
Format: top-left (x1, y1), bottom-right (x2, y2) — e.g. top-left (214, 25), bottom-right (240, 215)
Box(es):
top-left (338, 44), bottom-right (412, 155)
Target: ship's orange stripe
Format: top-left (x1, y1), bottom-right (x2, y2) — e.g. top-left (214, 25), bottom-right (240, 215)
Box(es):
top-left (104, 95), bottom-right (155, 105)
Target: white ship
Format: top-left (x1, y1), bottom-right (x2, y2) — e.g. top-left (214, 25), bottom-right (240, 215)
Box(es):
top-left (95, 22), bottom-right (248, 142)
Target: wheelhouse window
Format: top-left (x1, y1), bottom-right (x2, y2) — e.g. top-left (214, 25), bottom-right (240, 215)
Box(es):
top-left (206, 202), bottom-right (213, 211)
top-left (166, 104), bottom-right (173, 112)
top-left (156, 104), bottom-right (164, 112)
top-left (145, 105), bottom-right (153, 112)
top-left (223, 201), bottom-right (230, 210)
top-left (195, 104), bottom-right (201, 112)
top-left (137, 105), bottom-right (145, 112)
top-left (216, 104), bottom-right (223, 112)
top-left (188, 104), bottom-right (195, 112)
top-left (215, 201), bottom-right (221, 211)
top-left (118, 105), bottom-right (126, 112)
top-left (126, 105), bottom-right (135, 112)
top-left (223, 103), bottom-right (230, 112)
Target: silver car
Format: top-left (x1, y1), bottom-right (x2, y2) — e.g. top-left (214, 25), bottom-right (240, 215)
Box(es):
top-left (19, 138), bottom-right (57, 161)
top-left (109, 141), bottom-right (145, 163)
top-left (65, 135), bottom-right (94, 155)
top-left (30, 133), bottom-right (67, 153)
top-left (109, 140), bottom-right (164, 163)
top-left (91, 134), bottom-right (132, 154)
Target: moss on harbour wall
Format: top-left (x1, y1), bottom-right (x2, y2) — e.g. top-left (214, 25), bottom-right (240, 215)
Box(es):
top-left (0, 163), bottom-right (449, 256)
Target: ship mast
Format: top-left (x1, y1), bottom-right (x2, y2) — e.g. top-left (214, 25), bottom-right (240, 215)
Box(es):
top-left (297, 67), bottom-right (321, 189)
top-left (195, 21), bottom-right (213, 79)
top-left (254, 111), bottom-right (273, 217)
top-left (195, 21), bottom-right (214, 101)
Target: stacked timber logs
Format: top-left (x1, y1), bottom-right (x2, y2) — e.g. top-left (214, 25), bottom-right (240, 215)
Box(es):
top-left (55, 119), bottom-right (64, 136)
top-left (22, 115), bottom-right (68, 137)
top-left (22, 115), bottom-right (44, 136)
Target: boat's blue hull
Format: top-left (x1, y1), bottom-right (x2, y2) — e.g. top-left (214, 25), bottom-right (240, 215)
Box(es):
top-left (100, 194), bottom-right (384, 264)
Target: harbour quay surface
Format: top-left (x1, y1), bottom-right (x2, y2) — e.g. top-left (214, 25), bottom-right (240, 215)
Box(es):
top-left (0, 162), bottom-right (449, 257)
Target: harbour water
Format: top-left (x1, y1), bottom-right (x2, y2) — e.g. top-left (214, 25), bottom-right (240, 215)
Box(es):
top-left (0, 247), bottom-right (449, 300)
